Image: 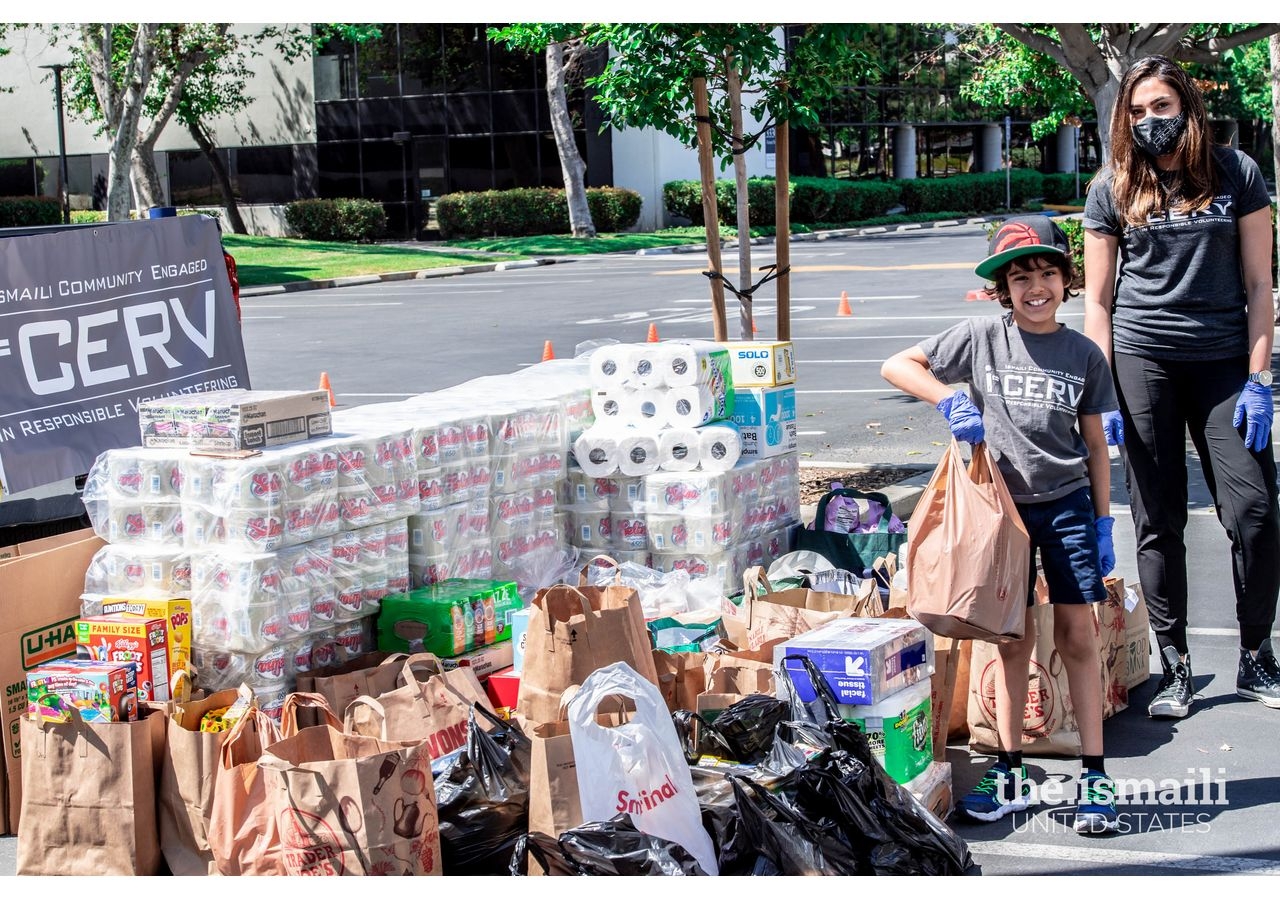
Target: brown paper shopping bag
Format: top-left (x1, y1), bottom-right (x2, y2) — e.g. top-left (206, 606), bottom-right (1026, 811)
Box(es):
top-left (158, 684), bottom-right (246, 875)
top-left (652, 650), bottom-right (709, 714)
top-left (722, 566), bottom-right (880, 650)
top-left (17, 706), bottom-right (167, 875)
top-left (516, 583), bottom-right (658, 726)
top-left (294, 651), bottom-right (405, 730)
top-left (206, 704), bottom-right (288, 874)
top-left (907, 441), bottom-right (1030, 642)
top-left (257, 712), bottom-right (442, 875)
top-left (343, 653), bottom-right (495, 758)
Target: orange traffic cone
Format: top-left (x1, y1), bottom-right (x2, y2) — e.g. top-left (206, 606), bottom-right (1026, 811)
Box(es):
top-left (751, 318), bottom-right (759, 335)
top-left (837, 291), bottom-right (853, 317)
top-left (318, 371), bottom-right (336, 408)
top-left (647, 322), bottom-right (660, 343)
top-left (542, 340), bottom-right (555, 361)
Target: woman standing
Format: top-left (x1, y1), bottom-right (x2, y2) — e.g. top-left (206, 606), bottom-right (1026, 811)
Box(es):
top-left (1083, 55), bottom-right (1279, 718)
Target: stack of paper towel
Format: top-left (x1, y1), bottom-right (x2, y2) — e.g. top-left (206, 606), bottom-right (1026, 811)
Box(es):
top-left (574, 341), bottom-right (741, 477)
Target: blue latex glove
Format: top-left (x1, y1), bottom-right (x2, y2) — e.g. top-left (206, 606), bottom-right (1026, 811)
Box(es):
top-left (936, 391), bottom-right (985, 445)
top-left (1095, 515), bottom-right (1116, 577)
top-left (1232, 381), bottom-right (1274, 453)
top-left (1102, 410), bottom-right (1125, 446)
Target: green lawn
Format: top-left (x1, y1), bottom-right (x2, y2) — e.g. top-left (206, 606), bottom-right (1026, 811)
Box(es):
top-left (221, 234), bottom-right (515, 286)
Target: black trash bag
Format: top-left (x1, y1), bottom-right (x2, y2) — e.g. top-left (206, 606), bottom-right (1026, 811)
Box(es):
top-left (672, 708), bottom-right (736, 763)
top-left (708, 694), bottom-right (789, 764)
top-left (432, 704), bottom-right (532, 875)
top-left (509, 815), bottom-right (709, 876)
top-left (758, 719), bottom-right (833, 776)
top-left (727, 773), bottom-right (865, 875)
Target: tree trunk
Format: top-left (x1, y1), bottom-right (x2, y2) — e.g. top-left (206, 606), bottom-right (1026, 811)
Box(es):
top-left (1271, 35), bottom-right (1280, 295)
top-left (1090, 77), bottom-right (1122, 164)
top-left (82, 24), bottom-right (157, 220)
top-left (545, 42), bottom-right (595, 238)
top-left (693, 76), bottom-right (728, 342)
top-left (726, 59), bottom-right (751, 340)
top-left (131, 141), bottom-right (164, 211)
top-left (774, 120), bottom-right (791, 341)
top-left (189, 118), bottom-right (247, 234)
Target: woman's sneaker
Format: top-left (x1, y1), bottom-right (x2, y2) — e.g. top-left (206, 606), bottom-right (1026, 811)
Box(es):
top-left (958, 763), bottom-right (1033, 823)
top-left (1073, 770), bottom-right (1120, 834)
top-left (1148, 645), bottom-right (1193, 718)
top-left (1237, 639), bottom-right (1280, 708)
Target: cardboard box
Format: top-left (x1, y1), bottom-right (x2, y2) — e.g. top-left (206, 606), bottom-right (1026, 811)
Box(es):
top-left (719, 341), bottom-right (796, 388)
top-left (138, 389), bottom-right (332, 450)
top-left (442, 639), bottom-right (513, 681)
top-left (486, 667), bottom-right (520, 716)
top-left (76, 614), bottom-right (172, 703)
top-left (101, 597), bottom-right (192, 676)
top-left (839, 679), bottom-right (933, 783)
top-left (731, 386), bottom-right (797, 459)
top-left (26, 660), bottom-right (138, 723)
top-left (0, 528), bottom-right (105, 834)
top-left (511, 608), bottom-right (533, 675)
top-left (775, 616), bottom-right (934, 706)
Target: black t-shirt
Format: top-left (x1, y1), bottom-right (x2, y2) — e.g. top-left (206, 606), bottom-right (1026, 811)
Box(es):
top-left (1083, 147), bottom-right (1272, 360)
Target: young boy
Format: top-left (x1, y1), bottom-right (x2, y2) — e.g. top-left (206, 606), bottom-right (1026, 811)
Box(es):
top-left (880, 216), bottom-right (1120, 834)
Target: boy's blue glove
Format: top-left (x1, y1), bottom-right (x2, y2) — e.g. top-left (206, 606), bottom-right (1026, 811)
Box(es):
top-left (936, 391), bottom-right (984, 445)
top-left (1095, 515), bottom-right (1116, 576)
top-left (1102, 410), bottom-right (1125, 446)
top-left (1233, 381), bottom-right (1273, 453)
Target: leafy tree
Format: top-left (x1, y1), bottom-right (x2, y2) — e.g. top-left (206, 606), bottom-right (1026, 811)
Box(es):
top-left (489, 24), bottom-right (596, 238)
top-left (957, 23), bottom-right (1280, 157)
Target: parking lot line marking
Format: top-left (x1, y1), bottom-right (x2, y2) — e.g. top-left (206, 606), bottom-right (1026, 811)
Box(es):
top-left (967, 841), bottom-right (1280, 875)
top-left (339, 393), bottom-right (417, 398)
top-left (244, 301), bottom-right (407, 308)
top-left (796, 430), bottom-right (827, 436)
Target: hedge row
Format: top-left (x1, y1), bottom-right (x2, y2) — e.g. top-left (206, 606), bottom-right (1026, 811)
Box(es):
top-left (664, 170), bottom-right (1099, 226)
top-left (435, 187), bottom-right (642, 239)
top-left (0, 196), bottom-right (62, 228)
top-left (284, 198), bottom-right (388, 243)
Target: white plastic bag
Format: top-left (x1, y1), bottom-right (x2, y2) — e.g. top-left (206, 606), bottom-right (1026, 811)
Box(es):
top-left (567, 661), bottom-right (719, 875)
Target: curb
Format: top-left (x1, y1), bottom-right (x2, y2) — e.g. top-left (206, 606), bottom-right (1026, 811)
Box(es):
top-left (239, 257), bottom-right (560, 298)
top-left (633, 217), bottom-right (1000, 257)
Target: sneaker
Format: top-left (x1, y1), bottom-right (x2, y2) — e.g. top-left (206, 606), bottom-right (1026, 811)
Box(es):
top-left (1237, 638), bottom-right (1280, 708)
top-left (1073, 770), bottom-right (1120, 834)
top-left (958, 764), bottom-right (1033, 823)
top-left (1148, 645), bottom-right (1193, 718)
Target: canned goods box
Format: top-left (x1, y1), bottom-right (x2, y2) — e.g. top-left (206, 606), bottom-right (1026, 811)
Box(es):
top-left (139, 389), bottom-right (333, 451)
top-left (838, 679), bottom-right (933, 784)
top-left (775, 617), bottom-right (934, 707)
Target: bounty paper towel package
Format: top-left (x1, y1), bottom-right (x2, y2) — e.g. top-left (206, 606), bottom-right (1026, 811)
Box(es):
top-left (731, 386), bottom-right (797, 459)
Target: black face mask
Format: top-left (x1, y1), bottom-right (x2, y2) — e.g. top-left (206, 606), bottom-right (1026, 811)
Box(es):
top-left (1131, 112), bottom-right (1187, 157)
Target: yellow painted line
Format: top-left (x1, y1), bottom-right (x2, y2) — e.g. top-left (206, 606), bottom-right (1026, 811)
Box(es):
top-left (654, 262), bottom-right (977, 275)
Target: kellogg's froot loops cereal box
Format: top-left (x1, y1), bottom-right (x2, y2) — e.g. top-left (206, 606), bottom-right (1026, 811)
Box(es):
top-left (75, 614), bottom-right (172, 702)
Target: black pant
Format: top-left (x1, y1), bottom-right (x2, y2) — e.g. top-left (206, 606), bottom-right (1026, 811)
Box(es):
top-left (1114, 353), bottom-right (1280, 654)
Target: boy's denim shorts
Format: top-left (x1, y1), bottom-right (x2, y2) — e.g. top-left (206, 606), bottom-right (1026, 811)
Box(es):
top-left (1015, 486), bottom-right (1107, 606)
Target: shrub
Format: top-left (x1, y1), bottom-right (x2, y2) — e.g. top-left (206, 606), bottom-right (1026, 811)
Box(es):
top-left (1040, 172), bottom-right (1094, 205)
top-left (663, 177), bottom-right (902, 227)
top-left (896, 170), bottom-right (1045, 215)
top-left (436, 186), bottom-right (642, 239)
top-left (284, 198), bottom-right (387, 242)
top-left (0, 196), bottom-right (61, 228)
top-left (71, 210), bottom-right (107, 224)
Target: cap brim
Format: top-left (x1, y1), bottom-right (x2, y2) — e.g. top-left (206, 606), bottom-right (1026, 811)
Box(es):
top-left (975, 245), bottom-right (1068, 281)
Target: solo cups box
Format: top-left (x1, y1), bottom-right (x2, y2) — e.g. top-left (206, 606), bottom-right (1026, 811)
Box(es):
top-left (26, 660), bottom-right (138, 724)
top-left (719, 341), bottom-right (796, 388)
top-left (138, 389), bottom-right (333, 451)
top-left (775, 617), bottom-right (934, 706)
top-left (75, 614), bottom-right (172, 702)
top-left (100, 597), bottom-right (191, 675)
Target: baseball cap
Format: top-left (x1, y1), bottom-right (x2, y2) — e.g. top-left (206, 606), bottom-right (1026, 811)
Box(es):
top-left (975, 216), bottom-right (1071, 280)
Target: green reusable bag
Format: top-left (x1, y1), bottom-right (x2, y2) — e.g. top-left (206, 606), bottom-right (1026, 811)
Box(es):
top-left (794, 488), bottom-right (906, 575)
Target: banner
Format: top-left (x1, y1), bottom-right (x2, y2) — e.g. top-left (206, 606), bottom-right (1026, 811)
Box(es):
top-left (0, 216), bottom-right (250, 493)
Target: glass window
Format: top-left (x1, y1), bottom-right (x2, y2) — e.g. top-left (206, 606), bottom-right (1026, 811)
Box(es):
top-left (360, 140), bottom-right (410, 203)
top-left (0, 158), bottom-right (35, 196)
top-left (168, 150), bottom-right (222, 205)
top-left (490, 38), bottom-right (536, 91)
top-left (442, 25), bottom-right (489, 93)
top-left (413, 138), bottom-right (446, 199)
top-left (403, 96), bottom-right (447, 136)
top-left (358, 98), bottom-right (404, 141)
top-left (493, 134), bottom-right (540, 190)
top-left (314, 32), bottom-right (356, 101)
top-left (491, 91), bottom-right (540, 134)
top-left (36, 154), bottom-right (94, 209)
top-left (357, 29), bottom-right (400, 98)
top-left (316, 101), bottom-right (360, 142)
top-left (447, 94), bottom-right (491, 136)
top-left (447, 136), bottom-right (494, 192)
top-left (401, 24), bottom-right (444, 94)
top-left (232, 146), bottom-right (296, 204)
top-left (318, 142), bottom-right (362, 198)
top-left (537, 134), bottom-right (564, 187)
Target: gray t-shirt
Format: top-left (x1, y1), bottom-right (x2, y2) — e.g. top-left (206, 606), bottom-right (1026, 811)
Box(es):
top-left (1082, 147), bottom-right (1272, 361)
top-left (920, 314), bottom-right (1118, 503)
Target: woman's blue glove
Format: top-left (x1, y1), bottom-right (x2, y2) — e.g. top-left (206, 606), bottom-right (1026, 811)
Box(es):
top-left (1232, 381), bottom-right (1274, 453)
top-left (1095, 515), bottom-right (1116, 576)
top-left (1102, 410), bottom-right (1125, 446)
top-left (936, 391), bottom-right (985, 445)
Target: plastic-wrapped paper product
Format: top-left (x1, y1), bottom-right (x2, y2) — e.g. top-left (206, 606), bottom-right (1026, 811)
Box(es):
top-left (573, 425), bottom-right (623, 478)
top-left (83, 543), bottom-right (192, 598)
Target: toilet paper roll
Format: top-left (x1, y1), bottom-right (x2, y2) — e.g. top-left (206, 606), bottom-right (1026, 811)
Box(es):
top-left (697, 424), bottom-right (742, 472)
top-left (658, 427), bottom-right (701, 472)
top-left (573, 427), bottom-right (622, 478)
top-left (665, 385), bottom-right (719, 428)
top-left (617, 429), bottom-right (661, 477)
top-left (590, 344), bottom-right (636, 390)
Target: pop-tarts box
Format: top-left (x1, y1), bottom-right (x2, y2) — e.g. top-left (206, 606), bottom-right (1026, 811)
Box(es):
top-left (775, 617), bottom-right (934, 706)
top-left (720, 341), bottom-right (796, 388)
top-left (731, 386), bottom-right (797, 459)
top-left (510, 608), bottom-right (533, 674)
